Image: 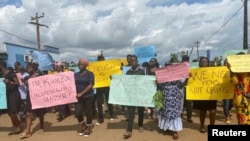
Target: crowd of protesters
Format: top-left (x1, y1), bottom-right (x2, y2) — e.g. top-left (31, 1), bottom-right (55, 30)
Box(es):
top-left (0, 51), bottom-right (249, 140)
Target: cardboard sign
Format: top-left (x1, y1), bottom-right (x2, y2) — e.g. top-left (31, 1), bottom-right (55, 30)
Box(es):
top-left (155, 62), bottom-right (190, 83)
top-left (186, 66), bottom-right (234, 100)
top-left (109, 75), bottom-right (156, 107)
top-left (28, 71), bottom-right (77, 109)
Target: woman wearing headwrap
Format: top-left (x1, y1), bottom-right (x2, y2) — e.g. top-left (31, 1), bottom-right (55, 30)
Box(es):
top-left (74, 58), bottom-right (95, 137)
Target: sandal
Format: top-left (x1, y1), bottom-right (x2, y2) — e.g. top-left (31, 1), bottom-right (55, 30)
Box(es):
top-left (37, 129), bottom-right (44, 134)
top-left (8, 126), bottom-right (23, 135)
top-left (19, 132), bottom-right (32, 139)
top-left (173, 132), bottom-right (179, 140)
top-left (15, 126), bottom-right (23, 135)
top-left (123, 132), bottom-right (132, 138)
top-left (199, 128), bottom-right (206, 133)
top-left (8, 131), bottom-right (16, 136)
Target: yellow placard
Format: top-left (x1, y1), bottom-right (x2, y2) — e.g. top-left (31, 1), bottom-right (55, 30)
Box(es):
top-left (186, 66), bottom-right (234, 100)
top-left (87, 59), bottom-right (122, 88)
top-left (120, 58), bottom-right (128, 66)
top-left (48, 70), bottom-right (54, 74)
top-left (227, 54), bottom-right (250, 72)
top-left (48, 69), bottom-right (69, 74)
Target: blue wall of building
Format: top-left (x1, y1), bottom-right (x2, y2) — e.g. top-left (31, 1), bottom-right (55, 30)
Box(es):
top-left (5, 43), bottom-right (36, 68)
top-left (4, 43), bottom-right (60, 68)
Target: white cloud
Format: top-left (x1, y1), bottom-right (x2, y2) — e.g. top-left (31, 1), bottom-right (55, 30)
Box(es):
top-left (0, 0), bottom-right (247, 65)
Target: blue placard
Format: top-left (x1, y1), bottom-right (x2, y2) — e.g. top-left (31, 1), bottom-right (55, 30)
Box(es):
top-left (122, 66), bottom-right (131, 75)
top-left (134, 45), bottom-right (156, 58)
top-left (31, 50), bottom-right (54, 71)
top-left (134, 45), bottom-right (156, 66)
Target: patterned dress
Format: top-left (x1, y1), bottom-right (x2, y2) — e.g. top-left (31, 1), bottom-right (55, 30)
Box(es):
top-left (232, 73), bottom-right (250, 125)
top-left (157, 79), bottom-right (185, 131)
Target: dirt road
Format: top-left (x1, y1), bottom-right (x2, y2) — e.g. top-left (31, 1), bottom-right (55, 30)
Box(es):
top-left (0, 101), bottom-right (237, 141)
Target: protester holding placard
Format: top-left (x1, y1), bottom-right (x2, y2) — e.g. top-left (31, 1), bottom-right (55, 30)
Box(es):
top-left (19, 62), bottom-right (46, 139)
top-left (120, 54), bottom-right (132, 119)
top-left (121, 54), bottom-right (133, 113)
top-left (95, 55), bottom-right (114, 126)
top-left (0, 60), bottom-right (22, 136)
top-left (14, 62), bottom-right (29, 122)
top-left (123, 55), bottom-right (146, 139)
top-left (227, 52), bottom-right (250, 125)
top-left (156, 62), bottom-right (186, 140)
top-left (74, 58), bottom-right (95, 137)
top-left (53, 61), bottom-right (71, 122)
top-left (193, 57), bottom-right (217, 133)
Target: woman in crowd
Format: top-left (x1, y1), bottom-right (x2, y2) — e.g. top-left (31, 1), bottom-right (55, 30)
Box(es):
top-left (95, 55), bottom-right (114, 126)
top-left (14, 62), bottom-right (29, 121)
top-left (181, 55), bottom-right (193, 123)
top-left (74, 58), bottom-right (95, 137)
top-left (156, 63), bottom-right (185, 140)
top-left (193, 56), bottom-right (217, 133)
top-left (148, 58), bottom-right (160, 119)
top-left (227, 52), bottom-right (250, 125)
top-left (19, 62), bottom-right (46, 139)
top-left (53, 61), bottom-right (71, 122)
top-left (222, 59), bottom-right (233, 124)
top-left (0, 60), bottom-right (22, 135)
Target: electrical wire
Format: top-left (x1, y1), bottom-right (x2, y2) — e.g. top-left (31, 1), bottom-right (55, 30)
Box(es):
top-left (203, 5), bottom-right (244, 45)
top-left (0, 29), bottom-right (37, 45)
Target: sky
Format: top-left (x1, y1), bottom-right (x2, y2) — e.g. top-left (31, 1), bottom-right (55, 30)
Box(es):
top-left (0, 0), bottom-right (248, 65)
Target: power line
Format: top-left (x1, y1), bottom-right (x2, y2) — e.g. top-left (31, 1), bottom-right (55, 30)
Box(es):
top-left (0, 29), bottom-right (37, 45)
top-left (188, 5), bottom-right (243, 58)
top-left (203, 5), bottom-right (244, 45)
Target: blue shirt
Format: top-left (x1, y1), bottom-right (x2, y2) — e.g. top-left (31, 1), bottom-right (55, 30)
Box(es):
top-left (74, 71), bottom-right (94, 99)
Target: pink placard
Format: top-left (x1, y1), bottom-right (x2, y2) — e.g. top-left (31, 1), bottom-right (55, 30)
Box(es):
top-left (16, 73), bottom-right (23, 85)
top-left (155, 62), bottom-right (190, 83)
top-left (28, 71), bottom-right (77, 109)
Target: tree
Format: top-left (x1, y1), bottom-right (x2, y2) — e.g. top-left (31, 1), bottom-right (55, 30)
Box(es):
top-left (169, 53), bottom-right (179, 63)
top-left (168, 50), bottom-right (189, 64)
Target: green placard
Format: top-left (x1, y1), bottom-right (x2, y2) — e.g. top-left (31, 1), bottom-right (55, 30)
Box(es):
top-left (0, 78), bottom-right (7, 109)
top-left (109, 75), bottom-right (156, 107)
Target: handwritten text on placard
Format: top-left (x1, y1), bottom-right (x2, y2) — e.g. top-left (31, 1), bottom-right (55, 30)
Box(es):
top-left (186, 66), bottom-right (234, 100)
top-left (155, 62), bottom-right (190, 83)
top-left (87, 59), bottom-right (122, 88)
top-left (28, 71), bottom-right (77, 109)
top-left (109, 75), bottom-right (156, 107)
top-left (227, 54), bottom-right (250, 72)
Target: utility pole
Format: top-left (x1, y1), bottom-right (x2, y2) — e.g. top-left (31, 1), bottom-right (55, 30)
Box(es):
top-left (100, 50), bottom-right (103, 56)
top-left (243, 0), bottom-right (248, 49)
top-left (195, 41), bottom-right (200, 60)
top-left (28, 13), bottom-right (48, 50)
